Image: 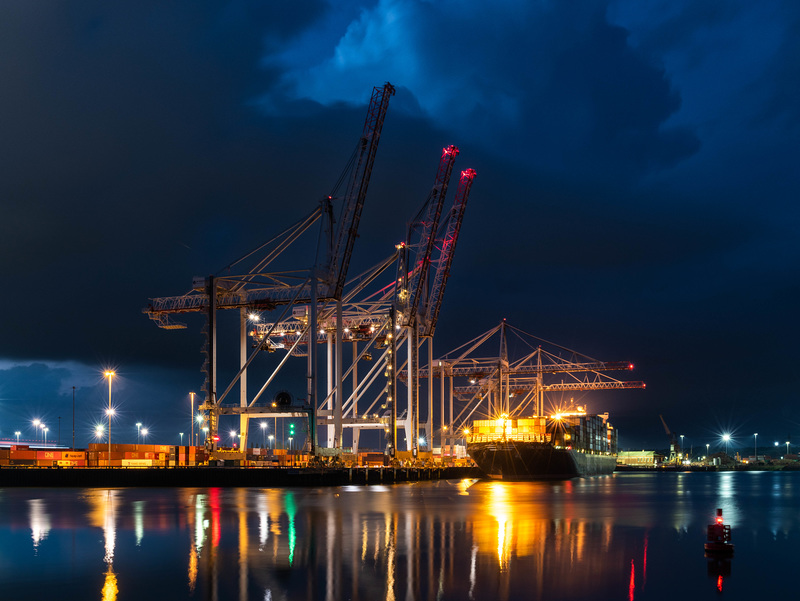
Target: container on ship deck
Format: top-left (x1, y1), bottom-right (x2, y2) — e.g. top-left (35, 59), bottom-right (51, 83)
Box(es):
top-left (122, 459), bottom-right (153, 467)
top-left (10, 459), bottom-right (36, 466)
top-left (57, 459), bottom-right (86, 467)
top-left (62, 451), bottom-right (86, 460)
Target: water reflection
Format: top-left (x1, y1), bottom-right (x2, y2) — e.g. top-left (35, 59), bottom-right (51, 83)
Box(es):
top-left (9, 473), bottom-right (800, 600)
top-left (86, 490), bottom-right (119, 601)
top-left (28, 498), bottom-right (50, 549)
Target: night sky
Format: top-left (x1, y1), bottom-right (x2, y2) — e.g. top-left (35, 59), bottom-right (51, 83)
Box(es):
top-left (1, 1), bottom-right (798, 452)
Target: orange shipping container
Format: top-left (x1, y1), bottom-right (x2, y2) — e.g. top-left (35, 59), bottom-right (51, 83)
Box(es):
top-left (62, 451), bottom-right (86, 460)
top-left (96, 452), bottom-right (126, 460)
top-left (10, 450), bottom-right (36, 460)
top-left (57, 460), bottom-right (86, 467)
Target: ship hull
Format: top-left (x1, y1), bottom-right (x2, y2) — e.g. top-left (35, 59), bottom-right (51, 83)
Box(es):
top-left (467, 441), bottom-right (616, 480)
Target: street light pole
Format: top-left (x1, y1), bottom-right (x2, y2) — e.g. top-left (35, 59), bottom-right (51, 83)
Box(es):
top-left (15, 431), bottom-right (20, 445)
top-left (190, 392), bottom-right (195, 449)
top-left (754, 433), bottom-right (758, 460)
top-left (104, 371), bottom-right (115, 462)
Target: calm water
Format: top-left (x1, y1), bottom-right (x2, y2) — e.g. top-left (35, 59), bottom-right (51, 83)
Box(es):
top-left (0, 471), bottom-right (797, 600)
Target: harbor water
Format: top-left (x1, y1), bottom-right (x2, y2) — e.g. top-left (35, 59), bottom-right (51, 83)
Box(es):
top-left (0, 471), bottom-right (797, 600)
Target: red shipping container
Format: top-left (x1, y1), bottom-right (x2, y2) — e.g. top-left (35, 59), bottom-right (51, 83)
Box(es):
top-left (37, 451), bottom-right (62, 460)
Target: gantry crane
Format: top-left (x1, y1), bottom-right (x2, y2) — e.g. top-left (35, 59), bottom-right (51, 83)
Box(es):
top-left (142, 83), bottom-right (395, 450)
top-left (246, 149), bottom-right (476, 458)
top-left (406, 321), bottom-right (644, 453)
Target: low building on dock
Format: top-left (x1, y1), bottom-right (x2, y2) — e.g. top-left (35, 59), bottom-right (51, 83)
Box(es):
top-left (617, 450), bottom-right (662, 468)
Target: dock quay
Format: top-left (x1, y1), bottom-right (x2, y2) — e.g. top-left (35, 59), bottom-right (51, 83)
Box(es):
top-left (0, 465), bottom-right (480, 488)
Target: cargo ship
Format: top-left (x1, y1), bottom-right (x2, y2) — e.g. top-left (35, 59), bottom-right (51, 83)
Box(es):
top-left (430, 321), bottom-right (643, 479)
top-left (466, 406), bottom-right (618, 479)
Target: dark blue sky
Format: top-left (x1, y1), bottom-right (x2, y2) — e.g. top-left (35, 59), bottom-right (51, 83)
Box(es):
top-left (0, 1), bottom-right (798, 451)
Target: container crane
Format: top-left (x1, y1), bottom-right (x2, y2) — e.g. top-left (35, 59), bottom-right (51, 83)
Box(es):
top-left (142, 83), bottom-right (395, 450)
top-left (248, 146), bottom-right (473, 456)
top-left (425, 321), bottom-right (644, 453)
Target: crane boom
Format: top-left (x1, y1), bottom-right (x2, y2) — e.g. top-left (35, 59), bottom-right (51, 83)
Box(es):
top-left (144, 83), bottom-right (395, 327)
top-left (423, 168), bottom-right (476, 337)
top-left (404, 360), bottom-right (634, 379)
top-left (397, 145), bottom-right (459, 326)
top-left (330, 82), bottom-right (395, 299)
top-left (454, 380), bottom-right (646, 395)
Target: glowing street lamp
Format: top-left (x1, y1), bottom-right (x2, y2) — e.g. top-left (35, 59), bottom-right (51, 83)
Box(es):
top-left (180, 432), bottom-right (184, 445)
top-left (32, 419), bottom-right (41, 442)
top-left (260, 421), bottom-right (267, 447)
top-left (754, 433), bottom-right (758, 460)
top-left (141, 428), bottom-right (148, 443)
top-left (268, 434), bottom-right (274, 450)
top-left (15, 431), bottom-right (21, 445)
top-left (230, 430), bottom-right (238, 447)
top-left (786, 441), bottom-right (790, 456)
top-left (104, 371), bottom-right (115, 456)
top-left (43, 427), bottom-right (49, 446)
top-left (722, 433), bottom-right (731, 456)
top-left (136, 422), bottom-right (142, 445)
top-left (706, 443), bottom-right (710, 459)
top-left (195, 414), bottom-right (204, 445)
top-left (95, 424), bottom-right (105, 440)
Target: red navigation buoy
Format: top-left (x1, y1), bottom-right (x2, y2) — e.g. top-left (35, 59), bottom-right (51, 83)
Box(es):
top-left (704, 508), bottom-right (734, 554)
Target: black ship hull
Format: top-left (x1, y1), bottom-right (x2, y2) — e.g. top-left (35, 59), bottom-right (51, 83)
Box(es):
top-left (468, 440), bottom-right (616, 479)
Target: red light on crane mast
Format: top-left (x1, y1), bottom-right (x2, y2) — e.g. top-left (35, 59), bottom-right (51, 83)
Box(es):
top-left (628, 363), bottom-right (634, 370)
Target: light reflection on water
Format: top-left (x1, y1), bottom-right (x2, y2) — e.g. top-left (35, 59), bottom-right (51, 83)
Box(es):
top-left (1, 472), bottom-right (799, 600)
